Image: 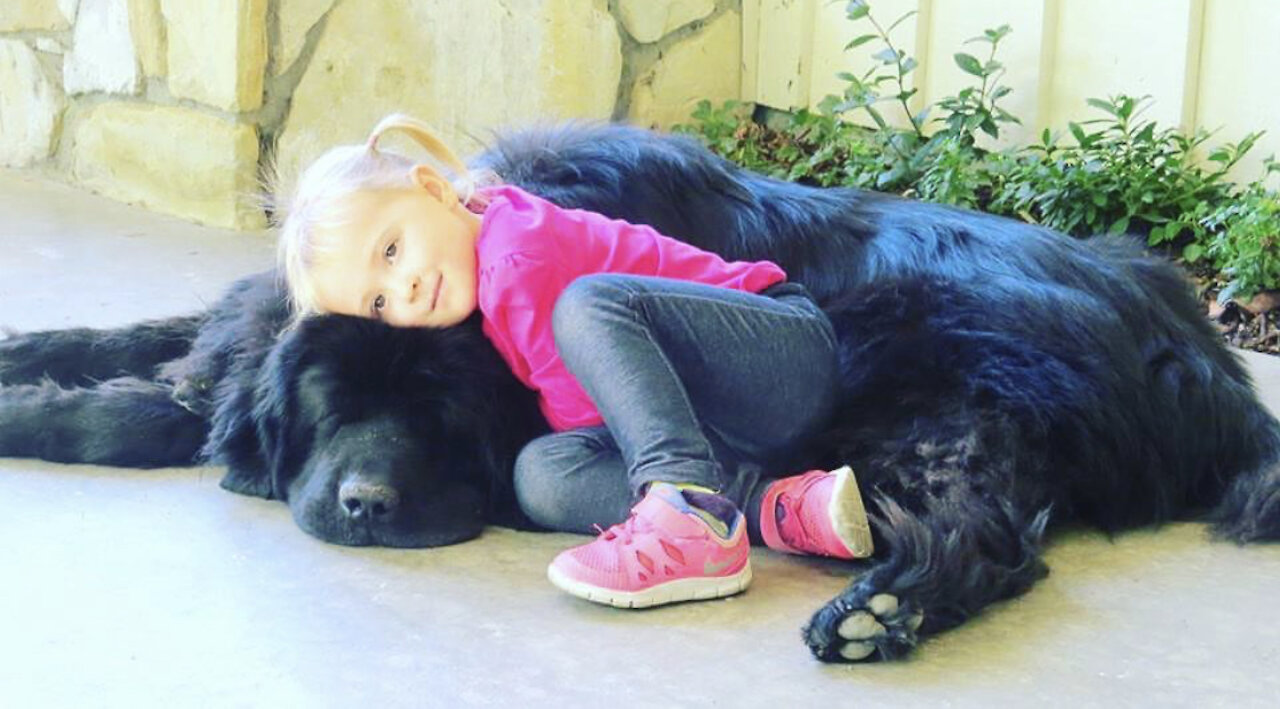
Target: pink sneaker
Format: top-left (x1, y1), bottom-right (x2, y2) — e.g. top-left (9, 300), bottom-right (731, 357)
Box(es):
top-left (547, 483), bottom-right (752, 608)
top-left (759, 465), bottom-right (874, 559)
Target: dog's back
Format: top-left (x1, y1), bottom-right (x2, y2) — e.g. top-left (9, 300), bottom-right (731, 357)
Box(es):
top-left (481, 122), bottom-right (1280, 542)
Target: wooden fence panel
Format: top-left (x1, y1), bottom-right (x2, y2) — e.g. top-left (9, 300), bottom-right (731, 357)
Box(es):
top-left (1196, 0), bottom-right (1280, 184)
top-left (742, 0), bottom-right (1278, 184)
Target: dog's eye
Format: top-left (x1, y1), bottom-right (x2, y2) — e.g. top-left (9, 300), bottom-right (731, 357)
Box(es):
top-left (372, 294), bottom-right (386, 316)
top-left (384, 241), bottom-right (398, 261)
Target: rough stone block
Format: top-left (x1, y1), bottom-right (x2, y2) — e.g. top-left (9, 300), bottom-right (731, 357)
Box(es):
top-left (629, 10), bottom-right (741, 129)
top-left (0, 39), bottom-right (66, 167)
top-left (35, 37), bottom-right (65, 54)
top-left (274, 0), bottom-right (621, 186)
top-left (64, 0), bottom-right (141, 96)
top-left (618, 0), bottom-right (715, 44)
top-left (0, 1), bottom-right (75, 32)
top-left (127, 0), bottom-right (167, 78)
top-left (161, 0), bottom-right (267, 111)
top-left (71, 103), bottom-right (264, 229)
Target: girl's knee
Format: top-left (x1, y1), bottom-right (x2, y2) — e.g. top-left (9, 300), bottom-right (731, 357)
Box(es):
top-left (513, 438), bottom-right (566, 529)
top-left (513, 434), bottom-right (601, 532)
top-left (551, 274), bottom-right (634, 342)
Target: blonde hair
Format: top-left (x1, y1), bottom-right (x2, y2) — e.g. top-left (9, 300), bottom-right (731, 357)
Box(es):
top-left (271, 113), bottom-right (494, 322)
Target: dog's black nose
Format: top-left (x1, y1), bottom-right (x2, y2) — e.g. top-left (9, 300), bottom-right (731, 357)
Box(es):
top-left (339, 480), bottom-right (400, 520)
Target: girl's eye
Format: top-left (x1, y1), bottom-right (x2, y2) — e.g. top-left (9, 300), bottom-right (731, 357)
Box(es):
top-left (384, 241), bottom-right (398, 260)
top-left (372, 294), bottom-right (386, 315)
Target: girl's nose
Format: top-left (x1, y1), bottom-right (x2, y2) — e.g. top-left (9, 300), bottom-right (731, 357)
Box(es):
top-left (402, 275), bottom-right (421, 304)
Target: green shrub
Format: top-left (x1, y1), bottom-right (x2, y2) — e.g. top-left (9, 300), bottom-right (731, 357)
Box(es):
top-left (1199, 159), bottom-right (1280, 301)
top-left (988, 96), bottom-right (1259, 239)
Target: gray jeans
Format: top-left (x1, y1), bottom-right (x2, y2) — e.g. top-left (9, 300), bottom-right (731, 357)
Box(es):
top-left (513, 274), bottom-right (839, 540)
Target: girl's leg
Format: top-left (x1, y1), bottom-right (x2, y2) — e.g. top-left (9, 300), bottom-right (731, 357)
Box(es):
top-left (513, 426), bottom-right (633, 534)
top-left (514, 423), bottom-right (778, 542)
top-left (551, 275), bottom-right (839, 498)
top-left (543, 276), bottom-right (842, 608)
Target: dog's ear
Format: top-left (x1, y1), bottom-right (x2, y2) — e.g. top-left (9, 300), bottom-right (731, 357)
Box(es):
top-left (251, 337), bottom-right (319, 499)
top-left (218, 460), bottom-right (275, 498)
top-left (474, 384), bottom-right (546, 528)
top-left (202, 360), bottom-right (278, 499)
top-left (427, 325), bottom-right (547, 525)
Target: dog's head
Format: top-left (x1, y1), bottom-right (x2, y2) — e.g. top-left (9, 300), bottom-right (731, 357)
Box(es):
top-left (215, 313), bottom-right (547, 547)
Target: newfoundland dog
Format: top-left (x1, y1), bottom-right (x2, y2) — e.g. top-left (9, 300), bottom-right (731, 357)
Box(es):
top-left (1, 124), bottom-right (1277, 663)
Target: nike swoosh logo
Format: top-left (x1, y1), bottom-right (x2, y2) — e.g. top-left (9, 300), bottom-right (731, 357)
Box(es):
top-left (704, 551), bottom-right (747, 575)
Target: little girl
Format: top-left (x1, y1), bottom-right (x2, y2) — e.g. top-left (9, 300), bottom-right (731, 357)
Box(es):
top-left (275, 113), bottom-right (874, 608)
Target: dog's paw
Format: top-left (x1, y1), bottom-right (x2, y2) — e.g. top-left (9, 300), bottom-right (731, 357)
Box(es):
top-left (170, 377), bottom-right (213, 416)
top-left (803, 591), bottom-right (924, 663)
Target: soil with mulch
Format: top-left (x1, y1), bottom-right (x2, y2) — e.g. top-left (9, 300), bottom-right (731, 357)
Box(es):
top-left (1192, 273), bottom-right (1280, 356)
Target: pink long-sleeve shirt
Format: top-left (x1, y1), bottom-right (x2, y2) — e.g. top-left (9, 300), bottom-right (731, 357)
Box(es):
top-left (475, 185), bottom-right (787, 431)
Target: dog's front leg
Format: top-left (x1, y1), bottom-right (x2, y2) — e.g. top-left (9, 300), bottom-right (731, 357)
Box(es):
top-left (0, 378), bottom-right (208, 468)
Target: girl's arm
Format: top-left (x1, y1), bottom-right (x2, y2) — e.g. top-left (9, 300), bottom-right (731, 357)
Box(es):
top-left (483, 186), bottom-right (787, 293)
top-left (479, 252), bottom-right (600, 432)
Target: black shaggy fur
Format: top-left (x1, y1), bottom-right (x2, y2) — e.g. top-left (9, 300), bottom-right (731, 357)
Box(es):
top-left (2, 123), bottom-right (1277, 663)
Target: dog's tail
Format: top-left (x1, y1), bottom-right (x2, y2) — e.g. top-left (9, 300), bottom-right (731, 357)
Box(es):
top-left (1207, 413), bottom-right (1280, 543)
top-left (1103, 239), bottom-right (1280, 542)
top-left (1060, 238), bottom-right (1280, 541)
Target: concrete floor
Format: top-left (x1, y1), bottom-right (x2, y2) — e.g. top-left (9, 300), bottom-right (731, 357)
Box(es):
top-left (2, 169), bottom-right (1278, 709)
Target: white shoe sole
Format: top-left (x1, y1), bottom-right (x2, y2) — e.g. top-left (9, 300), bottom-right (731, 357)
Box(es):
top-left (547, 561), bottom-right (752, 609)
top-left (829, 465), bottom-right (875, 557)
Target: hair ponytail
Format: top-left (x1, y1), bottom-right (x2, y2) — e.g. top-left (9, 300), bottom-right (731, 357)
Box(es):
top-left (366, 113), bottom-right (469, 177)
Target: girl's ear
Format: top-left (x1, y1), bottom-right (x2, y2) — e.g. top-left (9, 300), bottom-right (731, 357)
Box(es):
top-left (411, 164), bottom-right (458, 205)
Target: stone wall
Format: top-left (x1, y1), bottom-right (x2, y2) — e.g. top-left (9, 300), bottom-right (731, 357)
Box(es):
top-left (0, 0), bottom-right (742, 230)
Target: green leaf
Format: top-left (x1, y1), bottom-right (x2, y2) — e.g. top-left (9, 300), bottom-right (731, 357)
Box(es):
top-left (816, 95), bottom-right (842, 115)
top-left (1237, 131), bottom-right (1263, 157)
top-left (980, 116), bottom-right (999, 138)
top-left (954, 53), bottom-right (984, 77)
top-left (1217, 281), bottom-right (1241, 305)
top-left (1069, 122), bottom-right (1089, 146)
top-left (986, 25), bottom-right (1012, 43)
top-left (845, 34), bottom-right (879, 51)
top-left (1183, 242), bottom-right (1205, 262)
top-left (1086, 98), bottom-right (1118, 117)
top-left (1116, 95), bottom-right (1135, 120)
top-left (863, 104), bottom-right (888, 129)
top-left (887, 10), bottom-right (919, 33)
top-left (994, 107), bottom-right (1022, 124)
top-left (873, 47), bottom-right (901, 64)
top-left (846, 1), bottom-right (870, 21)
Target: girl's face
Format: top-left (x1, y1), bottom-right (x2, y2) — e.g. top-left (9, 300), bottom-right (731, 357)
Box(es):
top-left (309, 167), bottom-right (482, 328)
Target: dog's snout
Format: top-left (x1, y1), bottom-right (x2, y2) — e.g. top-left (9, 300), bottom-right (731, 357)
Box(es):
top-left (339, 480), bottom-right (400, 520)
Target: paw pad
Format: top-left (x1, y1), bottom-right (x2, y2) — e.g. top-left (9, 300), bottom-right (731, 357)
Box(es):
top-left (832, 593), bottom-right (924, 662)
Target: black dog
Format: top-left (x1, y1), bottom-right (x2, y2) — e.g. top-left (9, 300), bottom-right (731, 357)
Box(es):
top-left (2, 124), bottom-right (1277, 663)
